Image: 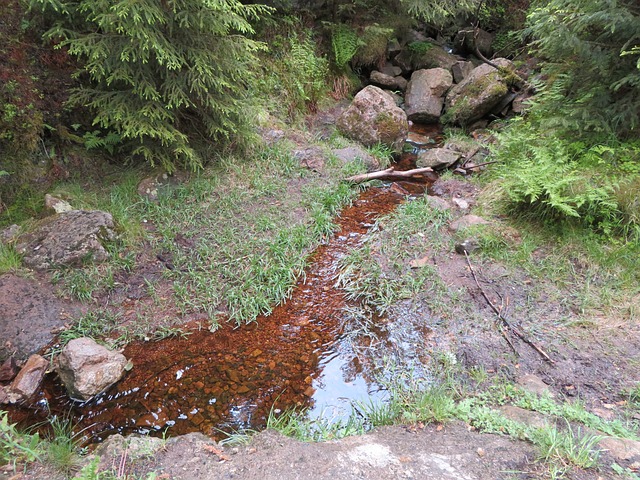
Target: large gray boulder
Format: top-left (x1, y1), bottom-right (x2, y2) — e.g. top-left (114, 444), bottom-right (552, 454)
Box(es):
top-left (444, 59), bottom-right (513, 126)
top-left (337, 86), bottom-right (408, 154)
top-left (56, 337), bottom-right (128, 401)
top-left (404, 68), bottom-right (453, 123)
top-left (15, 210), bottom-right (116, 270)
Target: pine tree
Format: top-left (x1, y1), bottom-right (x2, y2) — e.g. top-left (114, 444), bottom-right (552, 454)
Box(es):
top-left (525, 0), bottom-right (640, 139)
top-left (31, 0), bottom-right (271, 172)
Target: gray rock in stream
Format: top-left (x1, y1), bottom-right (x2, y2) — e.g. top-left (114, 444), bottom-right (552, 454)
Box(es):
top-left (56, 337), bottom-right (128, 401)
top-left (404, 68), bottom-right (453, 124)
top-left (416, 148), bottom-right (461, 169)
top-left (444, 59), bottom-right (514, 126)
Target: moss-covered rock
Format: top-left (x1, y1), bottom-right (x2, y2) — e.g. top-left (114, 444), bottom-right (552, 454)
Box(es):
top-left (337, 86), bottom-right (408, 154)
top-left (443, 59), bottom-right (513, 126)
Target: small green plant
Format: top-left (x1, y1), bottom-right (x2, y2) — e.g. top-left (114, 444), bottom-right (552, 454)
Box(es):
top-left (58, 309), bottom-right (124, 346)
top-left (407, 41), bottom-right (434, 55)
top-left (0, 242), bottom-right (22, 274)
top-left (532, 423), bottom-right (602, 472)
top-left (43, 416), bottom-right (83, 476)
top-left (329, 23), bottom-right (359, 71)
top-left (0, 410), bottom-right (41, 468)
top-left (73, 456), bottom-right (158, 479)
top-left (266, 406), bottom-right (366, 442)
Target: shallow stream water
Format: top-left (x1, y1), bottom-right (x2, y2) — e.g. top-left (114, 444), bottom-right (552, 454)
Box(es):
top-left (8, 125), bottom-right (442, 443)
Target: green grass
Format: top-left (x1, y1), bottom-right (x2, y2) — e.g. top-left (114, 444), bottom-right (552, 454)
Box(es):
top-left (24, 139), bottom-right (366, 331)
top-left (532, 423), bottom-right (602, 471)
top-left (0, 241), bottom-right (22, 274)
top-left (0, 410), bottom-right (41, 469)
top-left (266, 406), bottom-right (366, 442)
top-left (463, 213), bottom-right (640, 318)
top-left (336, 195), bottom-right (452, 314)
top-left (42, 416), bottom-right (83, 476)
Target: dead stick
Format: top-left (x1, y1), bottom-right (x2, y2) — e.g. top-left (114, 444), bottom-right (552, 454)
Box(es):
top-left (344, 166), bottom-right (433, 183)
top-left (463, 160), bottom-right (501, 170)
top-left (464, 251), bottom-right (553, 363)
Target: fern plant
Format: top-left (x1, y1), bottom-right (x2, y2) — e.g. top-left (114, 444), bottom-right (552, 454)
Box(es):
top-left (490, 118), bottom-right (626, 235)
top-left (329, 23), bottom-right (359, 71)
top-left (30, 0), bottom-right (272, 172)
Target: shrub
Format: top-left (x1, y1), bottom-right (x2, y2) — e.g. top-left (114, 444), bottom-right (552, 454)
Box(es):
top-left (30, 0), bottom-right (272, 172)
top-left (489, 117), bottom-right (639, 238)
top-left (256, 24), bottom-right (330, 118)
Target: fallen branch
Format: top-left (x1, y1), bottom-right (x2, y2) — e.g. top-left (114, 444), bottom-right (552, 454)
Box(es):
top-left (464, 251), bottom-right (554, 363)
top-left (344, 166), bottom-right (433, 183)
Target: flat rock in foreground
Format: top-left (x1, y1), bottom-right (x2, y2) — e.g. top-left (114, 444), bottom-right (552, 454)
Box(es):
top-left (15, 210), bottom-right (116, 270)
top-left (125, 423), bottom-right (537, 480)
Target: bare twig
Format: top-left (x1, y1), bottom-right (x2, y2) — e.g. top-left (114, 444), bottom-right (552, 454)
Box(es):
top-left (464, 251), bottom-right (553, 363)
top-left (344, 166), bottom-right (433, 183)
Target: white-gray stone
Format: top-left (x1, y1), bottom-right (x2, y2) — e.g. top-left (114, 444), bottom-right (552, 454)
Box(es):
top-left (416, 148), bottom-right (461, 169)
top-left (404, 68), bottom-right (453, 123)
top-left (56, 337), bottom-right (128, 401)
top-left (44, 194), bottom-right (73, 214)
top-left (449, 215), bottom-right (490, 232)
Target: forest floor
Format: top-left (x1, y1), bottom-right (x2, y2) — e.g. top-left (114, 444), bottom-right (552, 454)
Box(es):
top-left (2, 105), bottom-right (640, 480)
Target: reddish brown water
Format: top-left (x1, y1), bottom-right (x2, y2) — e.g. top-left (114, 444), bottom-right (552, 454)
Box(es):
top-left (8, 125), bottom-right (441, 443)
top-left (9, 186), bottom-right (426, 442)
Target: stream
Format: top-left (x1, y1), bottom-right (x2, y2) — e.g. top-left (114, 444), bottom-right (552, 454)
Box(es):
top-left (8, 126), bottom-right (442, 443)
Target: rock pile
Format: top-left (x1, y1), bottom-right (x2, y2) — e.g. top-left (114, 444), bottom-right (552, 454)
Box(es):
top-left (337, 30), bottom-right (526, 153)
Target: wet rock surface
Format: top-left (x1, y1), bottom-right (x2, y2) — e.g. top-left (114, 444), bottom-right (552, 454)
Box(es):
top-left (0, 273), bottom-right (79, 362)
top-left (56, 337), bottom-right (128, 401)
top-left (4, 354), bottom-right (48, 404)
top-left (15, 210), bottom-right (116, 270)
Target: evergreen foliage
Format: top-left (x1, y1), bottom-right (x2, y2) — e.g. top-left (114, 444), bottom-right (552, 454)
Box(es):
top-left (401, 0), bottom-right (478, 26)
top-left (30, 0), bottom-right (271, 172)
top-left (525, 0), bottom-right (640, 139)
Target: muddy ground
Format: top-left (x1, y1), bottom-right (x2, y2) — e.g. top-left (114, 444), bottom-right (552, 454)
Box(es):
top-left (1, 107), bottom-right (639, 479)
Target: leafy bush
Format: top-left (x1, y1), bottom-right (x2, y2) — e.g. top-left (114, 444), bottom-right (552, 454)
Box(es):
top-left (30, 0), bottom-right (272, 172)
top-left (489, 117), bottom-right (639, 238)
top-left (329, 23), bottom-right (359, 71)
